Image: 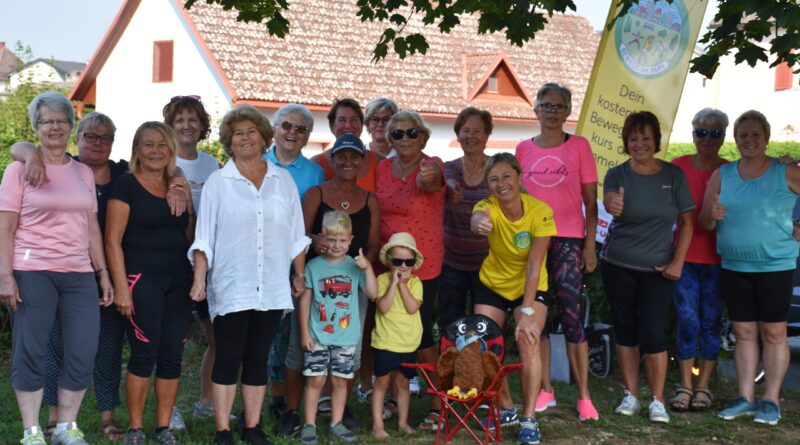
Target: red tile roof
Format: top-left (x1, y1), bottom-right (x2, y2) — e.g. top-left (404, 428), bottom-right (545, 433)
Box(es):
top-left (186, 1), bottom-right (599, 122)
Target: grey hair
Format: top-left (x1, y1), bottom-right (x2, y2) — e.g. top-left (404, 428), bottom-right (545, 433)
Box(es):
top-left (385, 111), bottom-right (431, 147)
top-left (365, 97), bottom-right (399, 122)
top-left (77, 111), bottom-right (117, 136)
top-left (272, 103), bottom-right (314, 132)
top-left (534, 82), bottom-right (572, 114)
top-left (692, 108), bottom-right (729, 129)
top-left (29, 90), bottom-right (75, 131)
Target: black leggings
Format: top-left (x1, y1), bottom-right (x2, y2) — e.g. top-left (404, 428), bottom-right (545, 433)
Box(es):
top-left (601, 261), bottom-right (675, 354)
top-left (126, 271), bottom-right (192, 379)
top-left (212, 309), bottom-right (283, 386)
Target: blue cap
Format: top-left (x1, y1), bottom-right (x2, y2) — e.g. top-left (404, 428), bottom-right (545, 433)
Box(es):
top-left (331, 134), bottom-right (366, 157)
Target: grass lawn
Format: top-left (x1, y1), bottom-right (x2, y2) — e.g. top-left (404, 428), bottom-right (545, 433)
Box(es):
top-left (0, 326), bottom-right (798, 444)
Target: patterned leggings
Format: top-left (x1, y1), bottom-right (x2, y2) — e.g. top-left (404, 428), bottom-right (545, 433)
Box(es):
top-left (542, 237), bottom-right (586, 344)
top-left (674, 263), bottom-right (724, 361)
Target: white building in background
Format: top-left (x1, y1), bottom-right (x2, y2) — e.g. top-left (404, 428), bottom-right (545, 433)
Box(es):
top-left (69, 0), bottom-right (600, 161)
top-left (8, 58), bottom-right (85, 90)
top-left (672, 48), bottom-right (800, 143)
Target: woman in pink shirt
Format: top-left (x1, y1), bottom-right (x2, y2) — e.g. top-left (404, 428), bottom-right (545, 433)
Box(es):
top-left (0, 91), bottom-right (113, 445)
top-left (515, 83), bottom-right (599, 420)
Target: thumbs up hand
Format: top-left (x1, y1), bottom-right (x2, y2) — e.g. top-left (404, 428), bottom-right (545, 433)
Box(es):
top-left (419, 157), bottom-right (439, 186)
top-left (607, 187), bottom-right (625, 217)
top-left (354, 248), bottom-right (371, 270)
top-left (474, 207), bottom-right (494, 237)
top-left (711, 193), bottom-right (726, 221)
top-left (446, 179), bottom-right (463, 204)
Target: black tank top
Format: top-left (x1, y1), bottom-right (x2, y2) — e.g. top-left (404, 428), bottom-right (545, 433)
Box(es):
top-left (307, 186), bottom-right (372, 261)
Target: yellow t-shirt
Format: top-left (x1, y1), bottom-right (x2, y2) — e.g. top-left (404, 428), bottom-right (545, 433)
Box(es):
top-left (371, 272), bottom-right (423, 353)
top-left (473, 194), bottom-right (556, 301)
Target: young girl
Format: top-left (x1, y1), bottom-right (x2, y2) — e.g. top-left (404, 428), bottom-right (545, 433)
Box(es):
top-left (371, 233), bottom-right (425, 439)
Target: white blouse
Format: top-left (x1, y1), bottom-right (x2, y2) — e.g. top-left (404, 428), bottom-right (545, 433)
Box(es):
top-left (189, 159), bottom-right (310, 320)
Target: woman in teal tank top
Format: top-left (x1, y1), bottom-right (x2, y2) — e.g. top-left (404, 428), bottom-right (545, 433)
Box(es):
top-left (700, 110), bottom-right (800, 425)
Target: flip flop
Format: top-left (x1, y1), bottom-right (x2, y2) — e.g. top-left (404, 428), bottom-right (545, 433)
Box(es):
top-left (418, 409), bottom-right (440, 431)
top-left (382, 399), bottom-right (397, 420)
top-left (669, 387), bottom-right (692, 412)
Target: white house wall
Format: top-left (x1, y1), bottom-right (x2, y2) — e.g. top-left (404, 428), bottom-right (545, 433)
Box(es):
top-left (672, 54), bottom-right (800, 144)
top-left (9, 62), bottom-right (63, 89)
top-left (96, 0), bottom-right (232, 161)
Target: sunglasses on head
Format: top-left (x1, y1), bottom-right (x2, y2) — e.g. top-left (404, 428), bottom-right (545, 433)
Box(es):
top-left (389, 257), bottom-right (415, 267)
top-left (280, 121), bottom-right (308, 134)
top-left (693, 128), bottom-right (724, 139)
top-left (390, 128), bottom-right (420, 140)
top-left (170, 95), bottom-right (201, 103)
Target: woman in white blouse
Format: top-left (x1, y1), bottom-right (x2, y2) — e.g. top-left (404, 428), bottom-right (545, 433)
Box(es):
top-left (189, 105), bottom-right (310, 445)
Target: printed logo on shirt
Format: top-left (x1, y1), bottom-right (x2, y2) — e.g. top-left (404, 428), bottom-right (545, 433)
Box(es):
top-left (514, 231), bottom-right (532, 249)
top-left (523, 155), bottom-right (568, 188)
top-left (661, 184), bottom-right (672, 190)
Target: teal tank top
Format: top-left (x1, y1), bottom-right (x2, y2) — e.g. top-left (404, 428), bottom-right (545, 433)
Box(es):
top-left (717, 159), bottom-right (798, 272)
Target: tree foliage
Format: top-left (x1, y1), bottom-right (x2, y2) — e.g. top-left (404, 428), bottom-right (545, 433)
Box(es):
top-left (185, 0), bottom-right (800, 79)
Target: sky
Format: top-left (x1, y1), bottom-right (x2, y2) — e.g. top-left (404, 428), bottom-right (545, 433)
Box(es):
top-left (0, 0), bottom-right (717, 63)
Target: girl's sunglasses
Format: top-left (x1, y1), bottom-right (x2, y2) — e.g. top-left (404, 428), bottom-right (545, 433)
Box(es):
top-left (390, 128), bottom-right (420, 140)
top-left (389, 257), bottom-right (415, 267)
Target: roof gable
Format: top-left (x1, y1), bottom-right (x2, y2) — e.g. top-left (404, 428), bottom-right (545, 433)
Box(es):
top-left (464, 52), bottom-right (534, 107)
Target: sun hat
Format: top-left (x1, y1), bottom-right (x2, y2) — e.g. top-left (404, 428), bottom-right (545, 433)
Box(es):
top-left (379, 232), bottom-right (424, 270)
top-left (330, 133), bottom-right (366, 157)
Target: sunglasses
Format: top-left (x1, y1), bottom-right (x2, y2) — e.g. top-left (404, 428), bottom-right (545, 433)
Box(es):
top-left (390, 128), bottom-right (420, 140)
top-left (369, 117), bottom-right (391, 126)
top-left (693, 128), bottom-right (724, 139)
top-left (280, 121), bottom-right (308, 134)
top-left (389, 257), bottom-right (415, 267)
top-left (170, 95), bottom-right (201, 103)
top-left (537, 102), bottom-right (568, 113)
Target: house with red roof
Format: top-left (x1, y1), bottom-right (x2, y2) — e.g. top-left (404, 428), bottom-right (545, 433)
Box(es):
top-left (70, 0), bottom-right (600, 160)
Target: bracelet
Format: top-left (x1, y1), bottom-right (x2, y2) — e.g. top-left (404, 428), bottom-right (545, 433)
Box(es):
top-left (95, 268), bottom-right (108, 275)
top-left (293, 272), bottom-right (305, 279)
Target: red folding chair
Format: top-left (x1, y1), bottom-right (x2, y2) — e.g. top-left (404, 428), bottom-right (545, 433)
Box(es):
top-left (403, 315), bottom-right (523, 445)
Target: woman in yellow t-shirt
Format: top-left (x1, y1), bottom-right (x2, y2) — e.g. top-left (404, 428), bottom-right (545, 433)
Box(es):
top-left (470, 153), bottom-right (555, 445)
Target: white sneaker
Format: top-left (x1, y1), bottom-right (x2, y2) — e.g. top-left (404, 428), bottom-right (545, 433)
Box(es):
top-left (169, 406), bottom-right (187, 431)
top-left (648, 398), bottom-right (670, 423)
top-left (614, 390), bottom-right (641, 416)
top-left (409, 376), bottom-right (421, 395)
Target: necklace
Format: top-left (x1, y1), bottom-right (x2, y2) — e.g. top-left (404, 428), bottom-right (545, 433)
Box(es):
top-left (396, 155), bottom-right (422, 183)
top-left (462, 156), bottom-right (487, 182)
top-left (332, 180), bottom-right (353, 210)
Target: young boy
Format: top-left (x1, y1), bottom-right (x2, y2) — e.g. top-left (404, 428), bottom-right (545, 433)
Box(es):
top-left (299, 210), bottom-right (377, 444)
top-left (371, 232), bottom-right (425, 439)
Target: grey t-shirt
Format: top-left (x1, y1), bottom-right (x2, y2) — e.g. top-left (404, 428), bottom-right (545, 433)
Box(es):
top-left (601, 160), bottom-right (695, 271)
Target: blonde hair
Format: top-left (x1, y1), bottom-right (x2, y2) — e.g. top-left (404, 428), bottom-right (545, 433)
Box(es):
top-left (129, 121), bottom-right (178, 179)
top-left (322, 210), bottom-right (352, 235)
top-left (734, 110), bottom-right (771, 141)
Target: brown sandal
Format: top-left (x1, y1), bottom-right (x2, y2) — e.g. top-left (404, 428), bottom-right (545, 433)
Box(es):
top-left (100, 420), bottom-right (125, 441)
top-left (690, 388), bottom-right (714, 411)
top-left (669, 387), bottom-right (692, 412)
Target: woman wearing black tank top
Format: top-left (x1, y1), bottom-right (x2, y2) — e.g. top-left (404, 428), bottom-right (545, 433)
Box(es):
top-left (302, 134), bottom-right (381, 419)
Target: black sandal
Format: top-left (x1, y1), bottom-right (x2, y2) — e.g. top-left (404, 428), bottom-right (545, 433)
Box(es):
top-left (690, 388), bottom-right (714, 411)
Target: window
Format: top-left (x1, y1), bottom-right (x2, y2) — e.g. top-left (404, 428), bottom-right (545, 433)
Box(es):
top-left (487, 76), bottom-right (498, 93)
top-left (775, 61), bottom-right (793, 91)
top-left (153, 41), bottom-right (173, 83)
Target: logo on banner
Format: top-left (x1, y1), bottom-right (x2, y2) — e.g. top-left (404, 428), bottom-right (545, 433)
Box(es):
top-left (615, 0), bottom-right (690, 78)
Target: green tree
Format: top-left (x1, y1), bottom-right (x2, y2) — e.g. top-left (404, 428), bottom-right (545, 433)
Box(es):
top-left (184, 0), bottom-right (800, 79)
top-left (0, 42), bottom-right (73, 176)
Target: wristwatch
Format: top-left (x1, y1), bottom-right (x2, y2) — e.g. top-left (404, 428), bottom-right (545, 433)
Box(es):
top-left (520, 306), bottom-right (535, 316)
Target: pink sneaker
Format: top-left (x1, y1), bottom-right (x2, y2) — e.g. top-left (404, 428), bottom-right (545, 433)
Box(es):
top-left (534, 389), bottom-right (557, 412)
top-left (577, 399), bottom-right (599, 421)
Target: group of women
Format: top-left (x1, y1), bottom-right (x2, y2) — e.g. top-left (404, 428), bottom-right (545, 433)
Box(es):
top-left (0, 85), bottom-right (797, 445)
